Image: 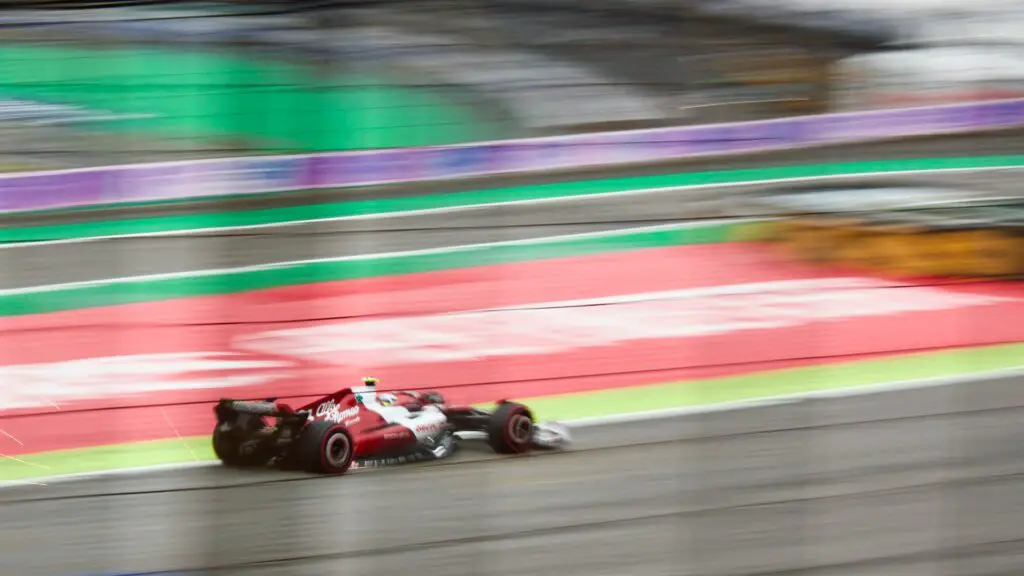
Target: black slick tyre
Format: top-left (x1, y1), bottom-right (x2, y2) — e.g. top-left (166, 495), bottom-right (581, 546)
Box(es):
top-left (487, 402), bottom-right (534, 454)
top-left (296, 419), bottom-right (355, 475)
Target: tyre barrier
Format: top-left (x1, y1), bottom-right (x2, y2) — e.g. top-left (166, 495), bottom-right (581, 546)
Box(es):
top-left (748, 186), bottom-right (1024, 279)
top-left (770, 205), bottom-right (1024, 278)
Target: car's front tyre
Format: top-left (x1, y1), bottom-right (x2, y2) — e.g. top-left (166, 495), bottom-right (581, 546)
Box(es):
top-left (487, 402), bottom-right (534, 454)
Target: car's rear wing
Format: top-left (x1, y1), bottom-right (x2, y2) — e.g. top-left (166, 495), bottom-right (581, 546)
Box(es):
top-left (297, 387), bottom-right (355, 412)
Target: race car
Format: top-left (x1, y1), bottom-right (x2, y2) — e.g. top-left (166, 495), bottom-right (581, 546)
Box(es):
top-left (211, 377), bottom-right (571, 475)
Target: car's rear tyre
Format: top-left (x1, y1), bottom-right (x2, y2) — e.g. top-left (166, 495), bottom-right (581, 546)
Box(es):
top-left (296, 419), bottom-right (355, 475)
top-left (212, 417), bottom-right (266, 467)
top-left (487, 402), bottom-right (534, 454)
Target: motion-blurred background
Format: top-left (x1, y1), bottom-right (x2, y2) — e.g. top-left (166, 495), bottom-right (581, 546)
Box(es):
top-left (2, 1), bottom-right (1024, 575)
top-left (0, 0), bottom-right (1020, 170)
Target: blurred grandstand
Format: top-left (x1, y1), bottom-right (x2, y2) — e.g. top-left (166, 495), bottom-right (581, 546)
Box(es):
top-left (336, 3), bottom-right (840, 133)
top-left (0, 0), bottom-right (1016, 172)
top-left (0, 0), bottom-right (871, 172)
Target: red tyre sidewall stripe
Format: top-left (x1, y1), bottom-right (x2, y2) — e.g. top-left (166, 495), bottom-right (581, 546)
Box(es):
top-left (318, 424), bottom-right (351, 473)
top-left (505, 406), bottom-right (529, 453)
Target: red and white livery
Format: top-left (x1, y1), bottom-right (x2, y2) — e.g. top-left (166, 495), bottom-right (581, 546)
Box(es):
top-left (212, 377), bottom-right (571, 474)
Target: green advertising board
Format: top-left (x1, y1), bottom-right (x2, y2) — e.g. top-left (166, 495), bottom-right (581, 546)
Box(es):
top-left (0, 45), bottom-right (500, 151)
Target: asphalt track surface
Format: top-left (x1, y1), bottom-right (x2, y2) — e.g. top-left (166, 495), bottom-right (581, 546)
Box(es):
top-left (2, 374), bottom-right (1022, 576)
top-left (5, 132), bottom-right (1024, 575)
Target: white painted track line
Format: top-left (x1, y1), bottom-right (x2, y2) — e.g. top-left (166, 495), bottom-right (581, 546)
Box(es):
top-left (2, 163), bottom-right (1020, 249)
top-left (0, 219), bottom-right (761, 297)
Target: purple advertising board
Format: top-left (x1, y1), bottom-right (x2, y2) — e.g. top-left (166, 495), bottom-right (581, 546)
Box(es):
top-left (4, 98), bottom-right (1024, 214)
top-left (109, 156), bottom-right (312, 205)
top-left (305, 150), bottom-right (432, 189)
top-left (0, 169), bottom-right (106, 212)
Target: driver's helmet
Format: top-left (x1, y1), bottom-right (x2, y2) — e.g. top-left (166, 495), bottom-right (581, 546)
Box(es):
top-left (377, 393), bottom-right (398, 407)
top-left (362, 376), bottom-right (379, 387)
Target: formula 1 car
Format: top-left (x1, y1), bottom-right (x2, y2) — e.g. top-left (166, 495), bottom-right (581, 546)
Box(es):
top-left (212, 378), bottom-right (571, 475)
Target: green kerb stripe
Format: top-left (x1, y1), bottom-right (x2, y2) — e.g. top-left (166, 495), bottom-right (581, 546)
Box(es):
top-left (0, 223), bottom-right (734, 316)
